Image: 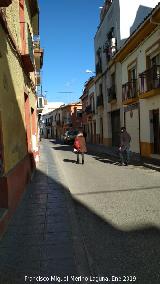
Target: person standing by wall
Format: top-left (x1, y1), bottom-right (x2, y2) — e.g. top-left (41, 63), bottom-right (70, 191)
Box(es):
top-left (119, 127), bottom-right (131, 166)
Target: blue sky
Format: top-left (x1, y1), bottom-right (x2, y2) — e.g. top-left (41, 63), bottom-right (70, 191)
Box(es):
top-left (38, 0), bottom-right (103, 103)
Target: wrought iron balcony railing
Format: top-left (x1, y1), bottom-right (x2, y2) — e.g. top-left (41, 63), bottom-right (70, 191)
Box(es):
top-left (56, 121), bottom-right (61, 126)
top-left (85, 105), bottom-right (92, 114)
top-left (63, 118), bottom-right (72, 125)
top-left (96, 62), bottom-right (102, 75)
top-left (33, 38), bottom-right (40, 49)
top-left (35, 71), bottom-right (41, 86)
top-left (139, 65), bottom-right (160, 94)
top-left (97, 94), bottom-right (103, 107)
top-left (108, 85), bottom-right (116, 103)
top-left (45, 122), bottom-right (52, 127)
top-left (122, 80), bottom-right (138, 101)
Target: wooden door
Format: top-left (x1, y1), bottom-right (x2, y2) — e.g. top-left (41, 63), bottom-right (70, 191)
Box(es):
top-left (153, 109), bottom-right (160, 154)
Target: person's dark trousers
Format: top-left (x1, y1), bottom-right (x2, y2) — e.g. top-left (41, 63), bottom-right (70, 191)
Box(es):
top-left (76, 152), bottom-right (84, 164)
top-left (119, 147), bottom-right (130, 165)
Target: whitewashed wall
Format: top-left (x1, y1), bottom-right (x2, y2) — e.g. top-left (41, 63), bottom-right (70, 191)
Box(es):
top-left (121, 28), bottom-right (160, 84)
top-left (119, 0), bottom-right (159, 40)
top-left (140, 96), bottom-right (160, 143)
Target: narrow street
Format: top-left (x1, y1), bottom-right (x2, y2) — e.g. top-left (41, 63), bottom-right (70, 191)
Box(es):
top-left (50, 139), bottom-right (160, 284)
top-left (0, 139), bottom-right (160, 284)
top-left (1, 1), bottom-right (160, 284)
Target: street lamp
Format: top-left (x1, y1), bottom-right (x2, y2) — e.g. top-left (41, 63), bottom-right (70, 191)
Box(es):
top-left (85, 69), bottom-right (96, 75)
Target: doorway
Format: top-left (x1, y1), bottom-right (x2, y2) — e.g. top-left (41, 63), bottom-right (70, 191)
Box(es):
top-left (100, 117), bottom-right (103, 144)
top-left (94, 122), bottom-right (96, 143)
top-left (111, 110), bottom-right (120, 146)
top-left (152, 109), bottom-right (160, 154)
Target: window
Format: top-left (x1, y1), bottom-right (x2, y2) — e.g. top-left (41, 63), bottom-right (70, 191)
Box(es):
top-left (111, 72), bottom-right (115, 85)
top-left (128, 67), bottom-right (136, 81)
top-left (38, 97), bottom-right (43, 108)
top-left (151, 54), bottom-right (160, 66)
top-left (77, 110), bottom-right (82, 118)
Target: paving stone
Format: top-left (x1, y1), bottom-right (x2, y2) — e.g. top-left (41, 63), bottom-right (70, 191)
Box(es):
top-left (12, 224), bottom-right (45, 235)
top-left (46, 215), bottom-right (69, 224)
top-left (0, 141), bottom-right (80, 280)
top-left (46, 201), bottom-right (66, 209)
top-left (46, 222), bottom-right (70, 233)
top-left (40, 258), bottom-right (77, 275)
top-left (41, 244), bottom-right (75, 261)
top-left (44, 230), bottom-right (71, 241)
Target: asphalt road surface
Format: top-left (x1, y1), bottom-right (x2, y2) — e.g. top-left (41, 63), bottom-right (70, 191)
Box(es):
top-left (47, 139), bottom-right (160, 284)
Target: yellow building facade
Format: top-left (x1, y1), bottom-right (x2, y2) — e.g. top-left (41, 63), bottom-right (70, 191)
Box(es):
top-left (0, 0), bottom-right (43, 235)
top-left (116, 3), bottom-right (160, 157)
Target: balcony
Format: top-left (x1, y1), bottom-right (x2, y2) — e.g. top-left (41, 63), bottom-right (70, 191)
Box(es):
top-left (34, 39), bottom-right (44, 70)
top-left (56, 121), bottom-right (61, 126)
top-left (29, 0), bottom-right (38, 16)
top-left (97, 94), bottom-right (103, 107)
top-left (139, 65), bottom-right (160, 97)
top-left (100, 0), bottom-right (113, 22)
top-left (108, 85), bottom-right (116, 103)
top-left (35, 71), bottom-right (41, 86)
top-left (21, 23), bottom-right (34, 73)
top-left (45, 122), bottom-right (52, 127)
top-left (122, 80), bottom-right (138, 103)
top-left (63, 117), bottom-right (72, 125)
top-left (96, 62), bottom-right (102, 76)
top-left (85, 105), bottom-right (92, 114)
top-left (37, 97), bottom-right (44, 109)
top-left (0, 0), bottom-right (12, 7)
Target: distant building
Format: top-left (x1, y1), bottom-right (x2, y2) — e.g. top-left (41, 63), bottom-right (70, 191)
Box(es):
top-left (42, 102), bottom-right (82, 140)
top-left (80, 77), bottom-right (96, 143)
top-left (39, 101), bottom-right (63, 138)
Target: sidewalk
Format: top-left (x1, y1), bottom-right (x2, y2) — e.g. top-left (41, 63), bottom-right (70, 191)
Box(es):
top-left (0, 141), bottom-right (88, 284)
top-left (87, 143), bottom-right (160, 171)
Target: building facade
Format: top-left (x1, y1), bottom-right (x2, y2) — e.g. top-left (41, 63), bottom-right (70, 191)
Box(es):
top-left (41, 102), bottom-right (83, 141)
top-left (116, 3), bottom-right (160, 157)
top-left (0, 0), bottom-right (43, 235)
top-left (80, 77), bottom-right (96, 143)
top-left (94, 0), bottom-right (159, 147)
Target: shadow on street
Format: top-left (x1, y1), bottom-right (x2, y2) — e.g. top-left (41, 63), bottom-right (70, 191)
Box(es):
top-left (74, 197), bottom-right (160, 284)
top-left (0, 162), bottom-right (159, 283)
top-left (63, 159), bottom-right (77, 163)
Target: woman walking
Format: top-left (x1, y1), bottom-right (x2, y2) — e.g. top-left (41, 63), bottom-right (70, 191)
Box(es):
top-left (74, 131), bottom-right (87, 164)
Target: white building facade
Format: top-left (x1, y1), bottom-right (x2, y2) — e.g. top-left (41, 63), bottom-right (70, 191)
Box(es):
top-left (94, 0), bottom-right (159, 147)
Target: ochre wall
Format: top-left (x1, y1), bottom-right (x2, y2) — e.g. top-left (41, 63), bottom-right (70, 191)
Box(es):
top-left (0, 26), bottom-right (27, 174)
top-left (0, 2), bottom-right (37, 174)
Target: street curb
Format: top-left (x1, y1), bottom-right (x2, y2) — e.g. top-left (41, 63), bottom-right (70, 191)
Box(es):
top-left (87, 145), bottom-right (160, 172)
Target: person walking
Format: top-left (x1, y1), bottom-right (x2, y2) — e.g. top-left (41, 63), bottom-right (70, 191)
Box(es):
top-left (73, 131), bottom-right (87, 164)
top-left (119, 126), bottom-right (131, 166)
